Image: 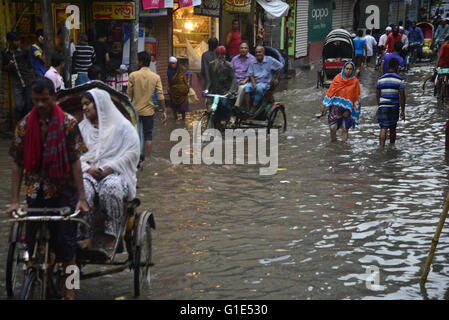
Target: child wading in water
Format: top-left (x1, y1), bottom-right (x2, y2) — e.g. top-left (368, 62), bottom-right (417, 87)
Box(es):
top-left (376, 58), bottom-right (406, 147)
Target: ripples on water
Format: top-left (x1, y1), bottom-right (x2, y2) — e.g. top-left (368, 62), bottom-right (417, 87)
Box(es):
top-left (1, 65), bottom-right (449, 300)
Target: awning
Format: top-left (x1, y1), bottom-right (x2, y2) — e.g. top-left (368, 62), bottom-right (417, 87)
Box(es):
top-left (256, 0), bottom-right (290, 18)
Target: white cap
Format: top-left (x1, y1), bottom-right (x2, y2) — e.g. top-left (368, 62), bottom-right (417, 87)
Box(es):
top-left (169, 56), bottom-right (177, 63)
top-left (351, 33), bottom-right (356, 38)
top-left (399, 26), bottom-right (404, 31)
top-left (386, 26), bottom-right (392, 31)
top-left (119, 64), bottom-right (127, 71)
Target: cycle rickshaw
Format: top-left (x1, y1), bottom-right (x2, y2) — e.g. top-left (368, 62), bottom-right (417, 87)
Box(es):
top-left (317, 29), bottom-right (354, 88)
top-left (5, 81), bottom-right (155, 299)
top-left (198, 85), bottom-right (287, 135)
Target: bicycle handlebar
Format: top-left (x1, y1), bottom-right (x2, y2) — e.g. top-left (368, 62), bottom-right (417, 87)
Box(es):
top-left (203, 92), bottom-right (229, 99)
top-left (9, 208), bottom-right (89, 227)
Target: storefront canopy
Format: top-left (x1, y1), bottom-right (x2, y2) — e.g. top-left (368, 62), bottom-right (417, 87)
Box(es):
top-left (256, 0), bottom-right (290, 18)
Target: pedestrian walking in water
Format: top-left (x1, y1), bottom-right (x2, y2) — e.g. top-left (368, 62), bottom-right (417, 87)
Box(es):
top-left (320, 61), bottom-right (362, 142)
top-left (167, 56), bottom-right (190, 121)
top-left (353, 30), bottom-right (367, 72)
top-left (127, 51), bottom-right (167, 159)
top-left (376, 58), bottom-right (406, 147)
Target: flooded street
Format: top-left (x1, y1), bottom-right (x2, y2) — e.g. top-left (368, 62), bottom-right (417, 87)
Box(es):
top-left (1, 64), bottom-right (449, 300)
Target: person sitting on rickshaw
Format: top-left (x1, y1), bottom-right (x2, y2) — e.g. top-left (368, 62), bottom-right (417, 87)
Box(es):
top-left (244, 46), bottom-right (283, 113)
top-left (206, 45), bottom-right (238, 127)
top-left (77, 88), bottom-right (140, 259)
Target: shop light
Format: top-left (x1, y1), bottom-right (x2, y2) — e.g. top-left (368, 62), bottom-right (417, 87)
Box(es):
top-left (184, 21), bottom-right (194, 31)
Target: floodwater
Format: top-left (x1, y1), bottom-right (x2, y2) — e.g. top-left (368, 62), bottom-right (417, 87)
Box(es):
top-left (1, 64), bottom-right (449, 300)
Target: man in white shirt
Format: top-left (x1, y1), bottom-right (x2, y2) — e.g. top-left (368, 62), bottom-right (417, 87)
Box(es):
top-left (44, 53), bottom-right (65, 92)
top-left (400, 26), bottom-right (409, 51)
top-left (364, 29), bottom-right (378, 64)
top-left (378, 26), bottom-right (392, 52)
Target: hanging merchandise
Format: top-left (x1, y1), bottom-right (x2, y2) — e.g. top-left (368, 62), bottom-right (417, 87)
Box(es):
top-left (223, 0), bottom-right (251, 14)
top-left (256, 0), bottom-right (289, 18)
top-left (194, 0), bottom-right (221, 17)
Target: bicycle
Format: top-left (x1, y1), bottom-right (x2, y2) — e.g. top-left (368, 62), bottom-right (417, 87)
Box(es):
top-left (409, 42), bottom-right (423, 65)
top-left (435, 68), bottom-right (449, 107)
top-left (7, 207), bottom-right (88, 300)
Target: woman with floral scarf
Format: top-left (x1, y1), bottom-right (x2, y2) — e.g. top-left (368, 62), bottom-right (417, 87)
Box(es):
top-left (320, 61), bottom-right (362, 142)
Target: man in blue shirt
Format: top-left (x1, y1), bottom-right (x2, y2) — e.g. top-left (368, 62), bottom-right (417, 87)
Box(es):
top-left (244, 46), bottom-right (283, 112)
top-left (381, 42), bottom-right (404, 75)
top-left (376, 58), bottom-right (406, 147)
top-left (407, 22), bottom-right (424, 60)
top-left (29, 30), bottom-right (46, 77)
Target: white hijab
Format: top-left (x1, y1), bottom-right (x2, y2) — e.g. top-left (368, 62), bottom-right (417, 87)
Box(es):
top-left (79, 88), bottom-right (140, 200)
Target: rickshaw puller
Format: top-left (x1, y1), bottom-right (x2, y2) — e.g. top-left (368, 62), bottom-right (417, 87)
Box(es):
top-left (6, 77), bottom-right (89, 300)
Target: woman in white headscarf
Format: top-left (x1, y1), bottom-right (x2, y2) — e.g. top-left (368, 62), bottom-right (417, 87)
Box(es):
top-left (78, 88), bottom-right (140, 257)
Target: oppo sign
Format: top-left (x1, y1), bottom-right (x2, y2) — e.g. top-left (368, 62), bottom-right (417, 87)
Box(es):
top-left (311, 8), bottom-right (329, 21)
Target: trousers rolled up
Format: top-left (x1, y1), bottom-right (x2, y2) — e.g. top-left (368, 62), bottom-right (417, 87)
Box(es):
top-left (244, 82), bottom-right (270, 107)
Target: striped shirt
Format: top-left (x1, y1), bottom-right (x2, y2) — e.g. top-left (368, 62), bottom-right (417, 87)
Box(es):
top-left (72, 45), bottom-right (96, 73)
top-left (377, 73), bottom-right (406, 107)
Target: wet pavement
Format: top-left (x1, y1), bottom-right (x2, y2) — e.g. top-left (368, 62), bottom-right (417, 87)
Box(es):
top-left (1, 64), bottom-right (449, 300)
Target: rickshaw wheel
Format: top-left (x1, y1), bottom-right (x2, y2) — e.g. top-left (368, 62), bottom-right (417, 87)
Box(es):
top-left (6, 222), bottom-right (26, 298)
top-left (19, 270), bottom-right (43, 300)
top-left (133, 213), bottom-right (152, 297)
top-left (268, 107), bottom-right (287, 134)
top-left (198, 111), bottom-right (213, 134)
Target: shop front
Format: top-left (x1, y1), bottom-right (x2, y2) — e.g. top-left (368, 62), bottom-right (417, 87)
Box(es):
top-left (171, 1), bottom-right (220, 106)
top-left (220, 0), bottom-right (253, 47)
top-left (173, 2), bottom-right (216, 70)
top-left (295, 0), bottom-right (309, 59)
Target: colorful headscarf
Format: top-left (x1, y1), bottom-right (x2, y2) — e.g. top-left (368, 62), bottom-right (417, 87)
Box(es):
top-left (322, 61), bottom-right (361, 127)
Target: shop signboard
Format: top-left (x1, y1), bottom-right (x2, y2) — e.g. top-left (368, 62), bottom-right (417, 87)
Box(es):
top-left (357, 0), bottom-right (389, 30)
top-left (92, 1), bottom-right (136, 20)
top-left (194, 0), bottom-right (221, 17)
top-left (140, 9), bottom-right (168, 16)
top-left (223, 0), bottom-right (251, 14)
top-left (308, 0), bottom-right (332, 42)
top-left (142, 0), bottom-right (174, 9)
